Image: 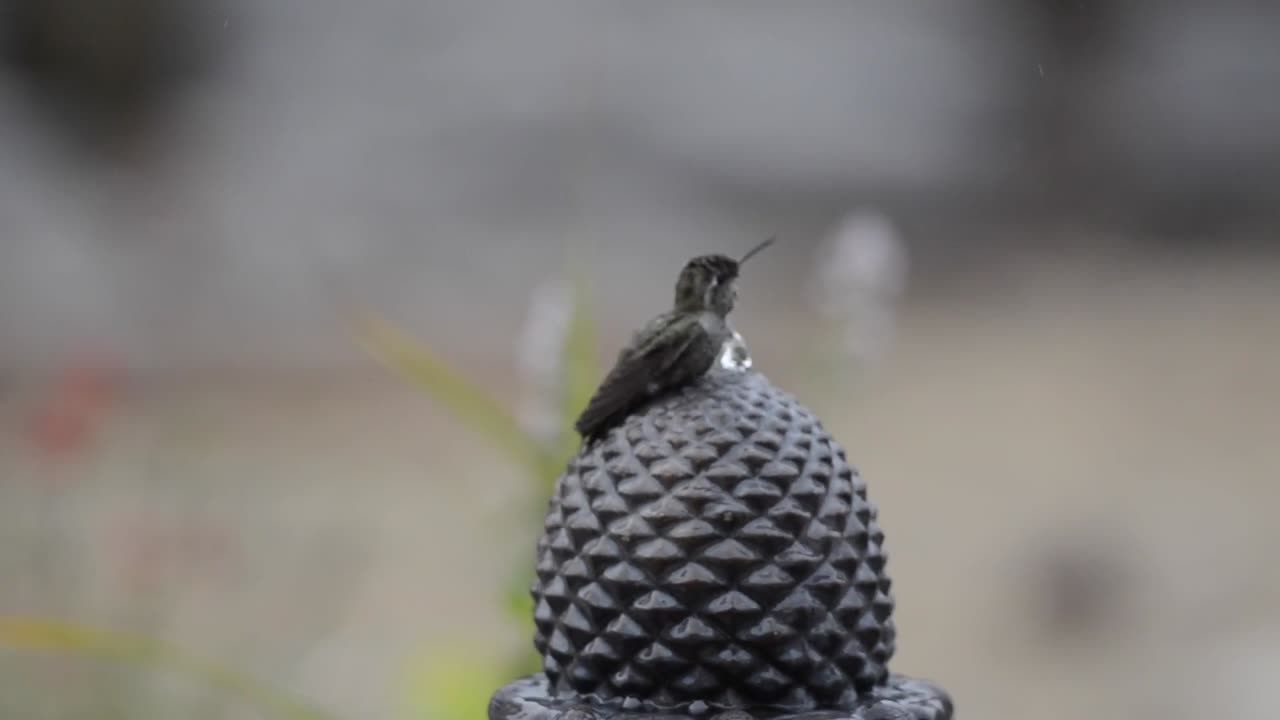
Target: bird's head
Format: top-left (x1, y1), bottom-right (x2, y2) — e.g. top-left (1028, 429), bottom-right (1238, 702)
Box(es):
top-left (673, 237), bottom-right (774, 316)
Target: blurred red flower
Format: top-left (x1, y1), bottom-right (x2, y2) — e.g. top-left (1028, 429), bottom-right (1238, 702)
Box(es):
top-left (24, 354), bottom-right (121, 462)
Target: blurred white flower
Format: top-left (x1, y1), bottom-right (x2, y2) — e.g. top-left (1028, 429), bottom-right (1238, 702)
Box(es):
top-left (811, 210), bottom-right (909, 364)
top-left (515, 278), bottom-right (574, 445)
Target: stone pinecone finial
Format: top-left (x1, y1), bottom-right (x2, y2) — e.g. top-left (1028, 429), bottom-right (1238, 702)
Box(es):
top-left (531, 369), bottom-right (896, 712)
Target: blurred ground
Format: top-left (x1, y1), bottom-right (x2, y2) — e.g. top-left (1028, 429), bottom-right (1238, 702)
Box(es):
top-left (1, 2), bottom-right (1278, 719)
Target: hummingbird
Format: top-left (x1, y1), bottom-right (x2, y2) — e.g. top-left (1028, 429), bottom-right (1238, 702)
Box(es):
top-left (574, 237), bottom-right (776, 442)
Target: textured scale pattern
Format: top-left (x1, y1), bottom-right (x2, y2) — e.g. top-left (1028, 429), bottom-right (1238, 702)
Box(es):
top-left (531, 370), bottom-right (896, 712)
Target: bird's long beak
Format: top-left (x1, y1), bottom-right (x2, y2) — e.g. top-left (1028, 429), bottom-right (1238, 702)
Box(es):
top-left (739, 236), bottom-right (776, 266)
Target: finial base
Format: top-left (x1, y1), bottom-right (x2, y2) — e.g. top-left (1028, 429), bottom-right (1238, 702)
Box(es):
top-left (489, 674), bottom-right (952, 720)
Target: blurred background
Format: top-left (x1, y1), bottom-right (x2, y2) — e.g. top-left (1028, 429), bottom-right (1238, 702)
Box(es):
top-left (1, 1), bottom-right (1278, 718)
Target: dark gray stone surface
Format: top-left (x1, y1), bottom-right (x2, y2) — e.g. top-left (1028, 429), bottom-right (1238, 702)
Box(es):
top-left (490, 673), bottom-right (952, 720)
top-left (497, 369), bottom-right (950, 718)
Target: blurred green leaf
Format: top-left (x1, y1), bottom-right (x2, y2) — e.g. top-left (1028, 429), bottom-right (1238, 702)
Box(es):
top-left (403, 650), bottom-right (504, 720)
top-left (505, 648), bottom-right (542, 681)
top-left (0, 617), bottom-right (337, 720)
top-left (375, 272), bottom-right (608, 716)
top-left (500, 577), bottom-right (541, 680)
top-left (355, 313), bottom-right (548, 472)
top-left (504, 578), bottom-right (534, 627)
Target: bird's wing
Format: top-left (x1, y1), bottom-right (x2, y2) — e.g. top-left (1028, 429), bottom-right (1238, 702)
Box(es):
top-left (613, 314), bottom-right (672, 365)
top-left (573, 316), bottom-right (704, 438)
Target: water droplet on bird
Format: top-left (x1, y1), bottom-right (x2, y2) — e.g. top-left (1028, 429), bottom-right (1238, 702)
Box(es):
top-left (718, 331), bottom-right (752, 371)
